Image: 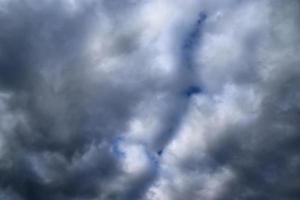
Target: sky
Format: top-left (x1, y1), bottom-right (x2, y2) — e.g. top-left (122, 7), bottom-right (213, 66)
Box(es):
top-left (0, 0), bottom-right (300, 199)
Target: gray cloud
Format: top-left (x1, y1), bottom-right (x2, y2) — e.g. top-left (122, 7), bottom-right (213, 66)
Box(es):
top-left (0, 0), bottom-right (300, 200)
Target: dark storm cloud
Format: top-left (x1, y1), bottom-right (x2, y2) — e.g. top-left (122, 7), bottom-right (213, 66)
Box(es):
top-left (0, 0), bottom-right (157, 199)
top-left (1, 0), bottom-right (300, 200)
top-left (210, 76), bottom-right (300, 200)
top-left (209, 1), bottom-right (300, 199)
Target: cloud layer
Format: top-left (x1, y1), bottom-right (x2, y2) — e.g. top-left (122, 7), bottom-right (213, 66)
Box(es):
top-left (0, 0), bottom-right (300, 199)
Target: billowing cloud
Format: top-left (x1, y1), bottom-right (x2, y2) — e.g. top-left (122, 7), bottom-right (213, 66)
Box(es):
top-left (0, 0), bottom-right (300, 200)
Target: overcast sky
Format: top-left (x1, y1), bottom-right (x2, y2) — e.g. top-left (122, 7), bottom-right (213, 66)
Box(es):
top-left (0, 0), bottom-right (300, 199)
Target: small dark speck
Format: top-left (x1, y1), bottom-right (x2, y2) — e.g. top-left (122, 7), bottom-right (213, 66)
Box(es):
top-left (197, 13), bottom-right (207, 25)
top-left (184, 85), bottom-right (201, 97)
top-left (157, 150), bottom-right (163, 156)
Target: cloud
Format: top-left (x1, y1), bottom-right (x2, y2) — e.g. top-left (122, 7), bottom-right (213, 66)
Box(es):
top-left (145, 1), bottom-right (300, 200)
top-left (0, 0), bottom-right (300, 200)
